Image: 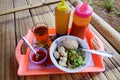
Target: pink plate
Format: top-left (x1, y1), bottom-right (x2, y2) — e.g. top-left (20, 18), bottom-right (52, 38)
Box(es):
top-left (15, 28), bottom-right (105, 76)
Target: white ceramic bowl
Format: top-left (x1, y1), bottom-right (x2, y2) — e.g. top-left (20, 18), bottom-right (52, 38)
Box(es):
top-left (50, 35), bottom-right (91, 73)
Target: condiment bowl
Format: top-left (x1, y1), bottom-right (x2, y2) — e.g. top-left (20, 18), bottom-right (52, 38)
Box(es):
top-left (50, 35), bottom-right (91, 73)
top-left (30, 47), bottom-right (48, 65)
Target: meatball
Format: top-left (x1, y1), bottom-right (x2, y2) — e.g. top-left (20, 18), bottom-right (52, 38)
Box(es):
top-left (60, 56), bottom-right (67, 62)
top-left (58, 46), bottom-right (67, 56)
top-left (53, 51), bottom-right (60, 59)
top-left (59, 60), bottom-right (66, 67)
top-left (62, 39), bottom-right (78, 49)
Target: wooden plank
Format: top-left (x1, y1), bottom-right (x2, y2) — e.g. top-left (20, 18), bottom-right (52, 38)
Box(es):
top-left (104, 70), bottom-right (119, 80)
top-left (103, 62), bottom-right (120, 80)
top-left (14, 0), bottom-right (33, 39)
top-left (41, 6), bottom-right (55, 27)
top-left (70, 73), bottom-right (84, 80)
top-left (25, 75), bottom-right (50, 80)
top-left (0, 0), bottom-right (18, 80)
top-left (66, 1), bottom-right (75, 27)
top-left (14, 2), bottom-right (33, 80)
top-left (89, 72), bottom-right (108, 80)
top-left (0, 0), bottom-right (61, 16)
top-left (5, 13), bottom-right (17, 80)
top-left (65, 74), bottom-right (73, 80)
top-left (59, 74), bottom-right (68, 80)
top-left (112, 69), bottom-right (120, 80)
top-left (48, 2), bottom-right (57, 14)
top-left (89, 24), bottom-right (120, 69)
top-left (34, 7), bottom-right (47, 23)
top-left (88, 25), bottom-right (120, 80)
top-left (97, 73), bottom-right (108, 80)
top-left (0, 1), bottom-right (7, 79)
top-left (91, 12), bottom-right (120, 52)
top-left (50, 74), bottom-right (61, 80)
top-left (0, 16), bottom-right (6, 80)
top-left (80, 73), bottom-right (92, 80)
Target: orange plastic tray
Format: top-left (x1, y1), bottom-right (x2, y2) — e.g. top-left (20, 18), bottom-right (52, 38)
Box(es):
top-left (15, 28), bottom-right (105, 76)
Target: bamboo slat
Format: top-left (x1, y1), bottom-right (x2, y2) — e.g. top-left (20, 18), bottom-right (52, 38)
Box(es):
top-left (5, 14), bottom-right (15, 80)
top-left (70, 74), bottom-right (84, 80)
top-left (41, 6), bottom-right (55, 27)
top-left (14, 0), bottom-right (33, 56)
top-left (50, 74), bottom-right (61, 80)
top-left (0, 16), bottom-right (6, 80)
top-left (97, 73), bottom-right (108, 80)
top-left (91, 12), bottom-right (120, 52)
top-left (89, 73), bottom-right (108, 80)
top-left (89, 24), bottom-right (120, 68)
top-left (0, 2), bottom-right (7, 78)
top-left (59, 74), bottom-right (68, 80)
top-left (65, 74), bottom-right (73, 80)
top-left (89, 24), bottom-right (120, 80)
top-left (104, 70), bottom-right (119, 80)
top-left (0, 0), bottom-right (60, 16)
top-left (0, 0), bottom-right (16, 80)
top-left (80, 73), bottom-right (92, 80)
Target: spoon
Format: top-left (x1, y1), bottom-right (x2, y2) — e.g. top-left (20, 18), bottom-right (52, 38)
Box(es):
top-left (80, 48), bottom-right (113, 57)
top-left (22, 37), bottom-right (40, 59)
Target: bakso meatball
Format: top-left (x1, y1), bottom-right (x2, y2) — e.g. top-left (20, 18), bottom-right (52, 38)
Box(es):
top-left (58, 46), bottom-right (67, 56)
top-left (59, 60), bottom-right (66, 67)
top-left (53, 51), bottom-right (60, 59)
top-left (60, 56), bottom-right (67, 62)
top-left (62, 39), bottom-right (78, 49)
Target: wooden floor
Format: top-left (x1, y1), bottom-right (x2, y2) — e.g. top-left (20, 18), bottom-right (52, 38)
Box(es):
top-left (0, 0), bottom-right (120, 80)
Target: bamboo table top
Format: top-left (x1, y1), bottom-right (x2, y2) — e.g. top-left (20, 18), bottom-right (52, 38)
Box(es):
top-left (0, 0), bottom-right (120, 80)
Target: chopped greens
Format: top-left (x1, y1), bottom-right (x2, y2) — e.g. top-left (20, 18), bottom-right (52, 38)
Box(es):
top-left (66, 49), bottom-right (85, 69)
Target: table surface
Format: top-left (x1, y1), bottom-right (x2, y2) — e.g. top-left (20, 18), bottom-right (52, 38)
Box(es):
top-left (0, 0), bottom-right (120, 80)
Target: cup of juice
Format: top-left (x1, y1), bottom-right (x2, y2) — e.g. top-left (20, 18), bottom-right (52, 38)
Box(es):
top-left (31, 23), bottom-right (49, 46)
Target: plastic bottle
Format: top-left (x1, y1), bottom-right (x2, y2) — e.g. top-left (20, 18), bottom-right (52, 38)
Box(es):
top-left (70, 1), bottom-right (93, 39)
top-left (55, 0), bottom-right (71, 37)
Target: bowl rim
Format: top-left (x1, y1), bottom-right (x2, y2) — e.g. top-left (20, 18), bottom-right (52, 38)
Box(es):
top-left (50, 35), bottom-right (91, 73)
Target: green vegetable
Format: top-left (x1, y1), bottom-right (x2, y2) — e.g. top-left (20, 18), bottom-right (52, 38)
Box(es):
top-left (66, 49), bottom-right (85, 69)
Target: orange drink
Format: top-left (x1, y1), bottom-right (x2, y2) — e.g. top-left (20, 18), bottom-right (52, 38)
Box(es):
top-left (32, 23), bottom-right (48, 46)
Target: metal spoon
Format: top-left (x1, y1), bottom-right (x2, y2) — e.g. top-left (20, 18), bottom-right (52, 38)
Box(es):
top-left (80, 48), bottom-right (113, 57)
top-left (22, 37), bottom-right (40, 59)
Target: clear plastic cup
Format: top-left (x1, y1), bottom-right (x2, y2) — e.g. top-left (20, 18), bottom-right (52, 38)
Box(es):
top-left (31, 23), bottom-right (49, 46)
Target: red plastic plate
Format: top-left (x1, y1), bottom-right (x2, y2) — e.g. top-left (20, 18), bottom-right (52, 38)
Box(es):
top-left (15, 28), bottom-right (105, 76)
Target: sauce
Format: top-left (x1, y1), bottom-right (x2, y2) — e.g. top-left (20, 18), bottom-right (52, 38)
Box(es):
top-left (33, 26), bottom-right (48, 45)
top-left (70, 2), bottom-right (92, 39)
top-left (70, 13), bottom-right (92, 39)
top-left (70, 22), bottom-right (88, 39)
top-left (55, 6), bottom-right (71, 37)
top-left (32, 50), bottom-right (46, 62)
